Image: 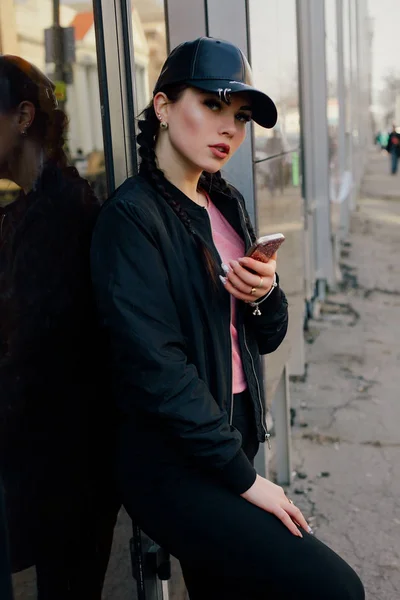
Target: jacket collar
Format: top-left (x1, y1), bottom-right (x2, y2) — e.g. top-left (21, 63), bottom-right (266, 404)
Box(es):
top-left (139, 172), bottom-right (248, 246)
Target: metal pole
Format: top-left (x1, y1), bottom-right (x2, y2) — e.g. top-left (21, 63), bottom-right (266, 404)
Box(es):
top-left (0, 479), bottom-right (13, 600)
top-left (52, 0), bottom-right (65, 111)
top-left (274, 366), bottom-right (292, 485)
top-left (337, 0), bottom-right (350, 240)
top-left (53, 0), bottom-right (60, 26)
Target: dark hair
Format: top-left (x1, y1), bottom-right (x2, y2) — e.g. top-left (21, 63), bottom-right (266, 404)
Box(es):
top-left (137, 84), bottom-right (237, 283)
top-left (0, 55), bottom-right (68, 168)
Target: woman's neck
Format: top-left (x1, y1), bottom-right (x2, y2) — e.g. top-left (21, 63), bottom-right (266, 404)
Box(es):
top-left (155, 137), bottom-right (202, 204)
top-left (10, 141), bottom-right (46, 194)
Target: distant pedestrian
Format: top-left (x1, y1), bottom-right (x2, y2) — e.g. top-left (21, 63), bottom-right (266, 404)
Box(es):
top-left (386, 125), bottom-right (400, 174)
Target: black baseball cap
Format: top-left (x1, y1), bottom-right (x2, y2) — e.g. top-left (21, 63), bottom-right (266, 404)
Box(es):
top-left (153, 37), bottom-right (278, 129)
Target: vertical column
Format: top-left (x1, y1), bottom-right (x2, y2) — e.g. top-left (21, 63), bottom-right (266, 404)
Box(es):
top-left (0, 0), bottom-right (18, 54)
top-left (337, 0), bottom-right (350, 239)
top-left (88, 65), bottom-right (104, 151)
top-left (75, 64), bottom-right (95, 155)
top-left (164, 0), bottom-right (207, 51)
top-left (297, 0), bottom-right (335, 297)
top-left (274, 366), bottom-right (292, 485)
top-left (93, 0), bottom-right (138, 192)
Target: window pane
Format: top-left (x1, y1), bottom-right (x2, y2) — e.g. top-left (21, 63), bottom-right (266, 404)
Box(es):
top-left (249, 0), bottom-right (304, 385)
top-left (249, 0), bottom-right (300, 160)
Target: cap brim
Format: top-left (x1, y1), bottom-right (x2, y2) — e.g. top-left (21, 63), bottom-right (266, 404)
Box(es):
top-left (188, 79), bottom-right (278, 129)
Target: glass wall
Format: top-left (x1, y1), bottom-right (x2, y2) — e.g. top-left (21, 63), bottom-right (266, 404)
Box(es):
top-left (249, 0), bottom-right (304, 395)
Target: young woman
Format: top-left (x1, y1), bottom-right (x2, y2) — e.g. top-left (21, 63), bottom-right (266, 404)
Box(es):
top-left (0, 56), bottom-right (116, 599)
top-left (91, 38), bottom-right (365, 599)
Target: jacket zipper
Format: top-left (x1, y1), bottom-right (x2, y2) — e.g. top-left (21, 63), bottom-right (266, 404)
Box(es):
top-left (228, 297), bottom-right (234, 425)
top-left (236, 199), bottom-right (271, 448)
top-left (242, 323), bottom-right (270, 448)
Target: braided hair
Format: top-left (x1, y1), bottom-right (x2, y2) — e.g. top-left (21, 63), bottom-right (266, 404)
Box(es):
top-left (137, 84), bottom-right (238, 283)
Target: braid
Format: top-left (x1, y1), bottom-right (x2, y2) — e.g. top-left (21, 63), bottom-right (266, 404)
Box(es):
top-left (137, 93), bottom-right (219, 284)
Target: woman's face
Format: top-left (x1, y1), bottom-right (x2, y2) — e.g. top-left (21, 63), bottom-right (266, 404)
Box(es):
top-left (158, 87), bottom-right (252, 174)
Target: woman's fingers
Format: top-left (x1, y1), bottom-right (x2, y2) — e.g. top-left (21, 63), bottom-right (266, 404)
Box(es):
top-left (274, 507), bottom-right (303, 538)
top-left (238, 253), bottom-right (277, 274)
top-left (221, 278), bottom-right (256, 302)
top-left (285, 502), bottom-right (309, 532)
top-left (223, 259), bottom-right (275, 300)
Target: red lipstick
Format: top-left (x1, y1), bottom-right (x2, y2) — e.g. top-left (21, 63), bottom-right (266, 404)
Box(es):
top-left (209, 144), bottom-right (230, 159)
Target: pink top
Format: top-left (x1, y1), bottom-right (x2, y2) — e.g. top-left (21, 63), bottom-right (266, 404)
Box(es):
top-left (205, 195), bottom-right (247, 394)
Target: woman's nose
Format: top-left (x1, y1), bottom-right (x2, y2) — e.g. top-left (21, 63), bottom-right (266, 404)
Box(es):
top-left (219, 120), bottom-right (236, 138)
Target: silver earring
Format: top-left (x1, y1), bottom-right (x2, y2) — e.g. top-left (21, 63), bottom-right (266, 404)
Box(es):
top-left (21, 128), bottom-right (28, 137)
top-left (160, 121), bottom-right (168, 130)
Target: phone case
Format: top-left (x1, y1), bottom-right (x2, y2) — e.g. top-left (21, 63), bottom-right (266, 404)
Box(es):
top-left (246, 235), bottom-right (285, 263)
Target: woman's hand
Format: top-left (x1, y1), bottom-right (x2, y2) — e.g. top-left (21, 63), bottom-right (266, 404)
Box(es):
top-left (220, 253), bottom-right (277, 303)
top-left (241, 475), bottom-right (310, 537)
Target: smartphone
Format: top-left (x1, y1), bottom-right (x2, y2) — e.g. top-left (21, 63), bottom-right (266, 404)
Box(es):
top-left (246, 233), bottom-right (285, 263)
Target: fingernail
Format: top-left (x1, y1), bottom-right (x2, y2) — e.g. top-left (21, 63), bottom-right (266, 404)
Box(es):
top-left (230, 260), bottom-right (239, 268)
top-left (219, 275), bottom-right (227, 285)
top-left (221, 263), bottom-right (230, 274)
top-left (308, 526), bottom-right (314, 535)
top-left (298, 531), bottom-right (303, 538)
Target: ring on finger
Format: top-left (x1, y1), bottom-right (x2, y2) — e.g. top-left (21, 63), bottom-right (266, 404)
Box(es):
top-left (288, 499), bottom-right (294, 505)
top-left (256, 276), bottom-right (264, 289)
top-left (250, 287), bottom-right (257, 295)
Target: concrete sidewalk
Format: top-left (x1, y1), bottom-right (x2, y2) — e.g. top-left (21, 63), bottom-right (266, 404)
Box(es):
top-left (285, 150), bottom-right (400, 599)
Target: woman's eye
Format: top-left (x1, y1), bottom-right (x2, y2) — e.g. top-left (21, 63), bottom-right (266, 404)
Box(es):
top-left (236, 112), bottom-right (252, 123)
top-left (204, 99), bottom-right (222, 111)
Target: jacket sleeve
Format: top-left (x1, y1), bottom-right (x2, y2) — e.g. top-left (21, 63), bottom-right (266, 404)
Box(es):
top-left (233, 190), bottom-right (289, 355)
top-left (90, 196), bottom-right (256, 495)
top-left (244, 282), bottom-right (289, 355)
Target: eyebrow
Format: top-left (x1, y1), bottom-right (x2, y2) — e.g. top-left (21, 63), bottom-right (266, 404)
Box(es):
top-left (240, 105), bottom-right (252, 112)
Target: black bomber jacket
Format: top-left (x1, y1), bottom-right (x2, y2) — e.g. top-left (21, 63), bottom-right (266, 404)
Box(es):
top-left (90, 174), bottom-right (288, 494)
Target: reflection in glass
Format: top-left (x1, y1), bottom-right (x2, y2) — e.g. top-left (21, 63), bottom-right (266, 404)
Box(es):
top-left (0, 1), bottom-right (107, 201)
top-left (255, 153), bottom-right (304, 395)
top-left (249, 0), bottom-right (300, 160)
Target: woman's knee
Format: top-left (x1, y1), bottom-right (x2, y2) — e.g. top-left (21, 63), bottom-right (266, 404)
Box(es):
top-left (310, 553), bottom-right (365, 600)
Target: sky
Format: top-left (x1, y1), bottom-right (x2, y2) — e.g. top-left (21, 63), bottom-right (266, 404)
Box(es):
top-left (369, 0), bottom-right (400, 100)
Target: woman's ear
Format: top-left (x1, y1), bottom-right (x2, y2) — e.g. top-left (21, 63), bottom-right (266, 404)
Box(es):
top-left (18, 101), bottom-right (36, 135)
top-left (153, 92), bottom-right (169, 124)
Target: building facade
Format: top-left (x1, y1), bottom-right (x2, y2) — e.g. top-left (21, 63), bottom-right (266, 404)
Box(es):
top-left (0, 0), bottom-right (371, 598)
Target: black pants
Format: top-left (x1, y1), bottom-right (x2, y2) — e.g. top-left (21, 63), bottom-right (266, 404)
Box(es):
top-left (118, 391), bottom-right (365, 600)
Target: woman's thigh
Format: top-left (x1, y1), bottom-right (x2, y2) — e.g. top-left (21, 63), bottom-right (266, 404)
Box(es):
top-left (120, 462), bottom-right (364, 600)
